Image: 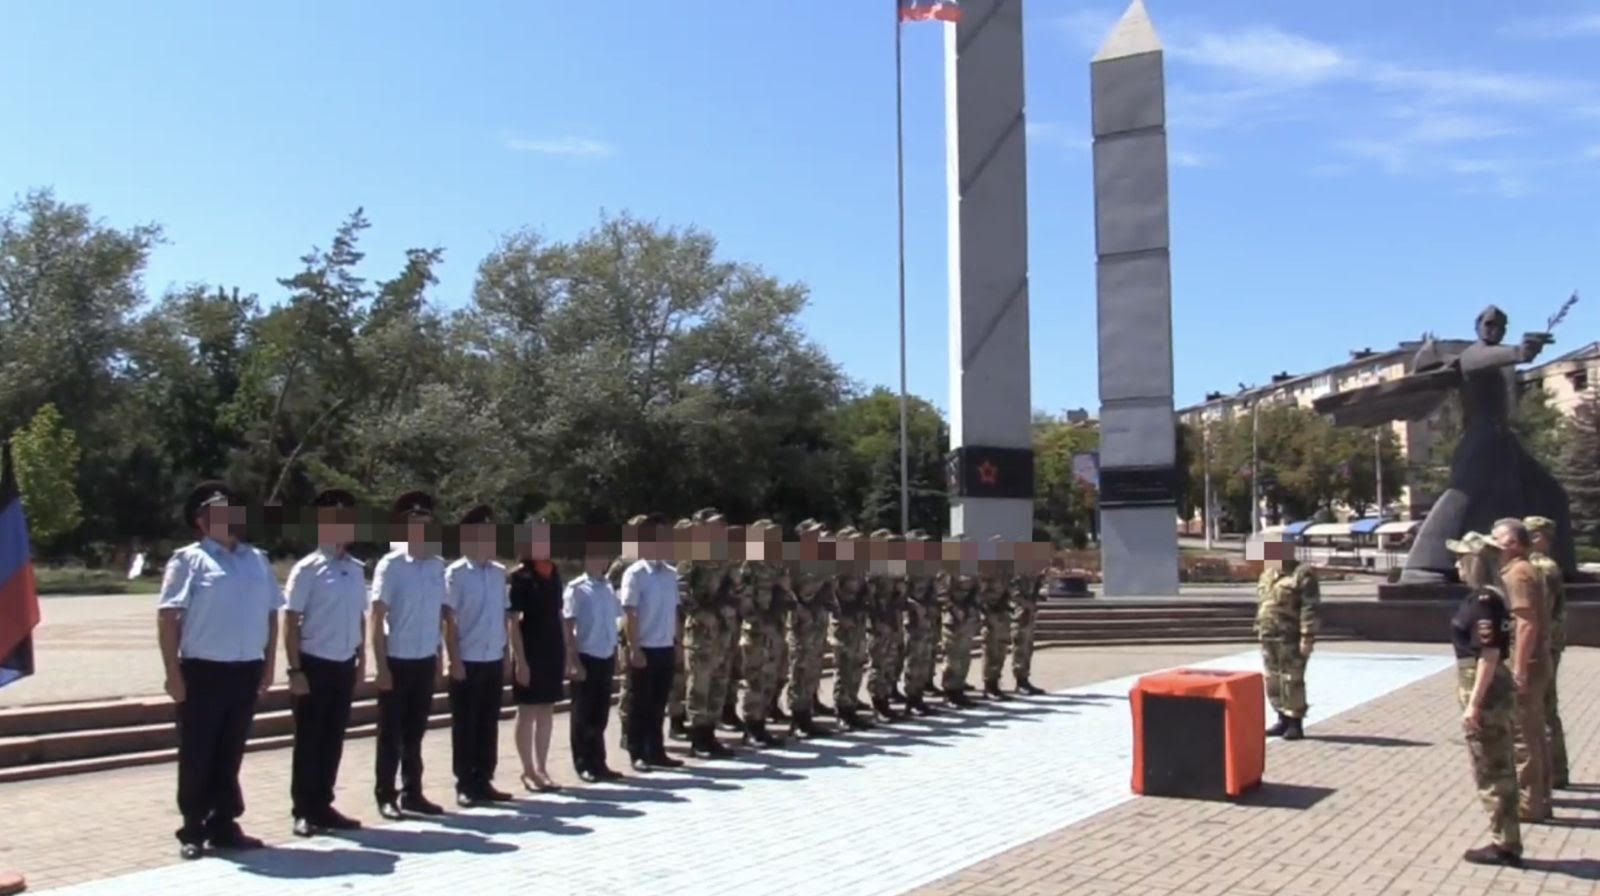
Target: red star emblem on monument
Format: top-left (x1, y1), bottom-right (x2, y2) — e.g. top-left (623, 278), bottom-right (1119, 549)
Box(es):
top-left (977, 460), bottom-right (1000, 486)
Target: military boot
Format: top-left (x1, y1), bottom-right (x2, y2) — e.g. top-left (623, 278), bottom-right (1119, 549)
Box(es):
top-left (907, 690), bottom-right (938, 716)
top-left (943, 687), bottom-right (976, 708)
top-left (871, 696), bottom-right (904, 722)
top-left (1015, 678), bottom-right (1046, 696)
top-left (768, 688), bottom-right (790, 723)
top-left (669, 715), bottom-right (689, 740)
top-left (840, 705), bottom-right (875, 730)
top-left (1462, 844), bottom-right (1522, 867)
top-left (890, 686), bottom-right (908, 704)
top-left (790, 710), bottom-right (826, 738)
top-left (720, 702), bottom-right (745, 733)
top-left (813, 690), bottom-right (834, 716)
top-left (689, 725), bottom-right (722, 759)
top-left (983, 680), bottom-right (1008, 700)
top-left (1265, 713), bottom-right (1289, 737)
top-left (1282, 716), bottom-right (1304, 741)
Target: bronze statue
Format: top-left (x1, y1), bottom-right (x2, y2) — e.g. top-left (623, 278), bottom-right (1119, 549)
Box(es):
top-left (1313, 299), bottom-right (1577, 583)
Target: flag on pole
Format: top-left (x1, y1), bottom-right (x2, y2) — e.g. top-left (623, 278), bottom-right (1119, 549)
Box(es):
top-left (0, 440), bottom-right (40, 689)
top-left (899, 0), bottom-right (962, 23)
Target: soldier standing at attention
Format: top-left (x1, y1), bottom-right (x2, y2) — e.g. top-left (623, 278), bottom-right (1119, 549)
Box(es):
top-left (738, 520), bottom-right (789, 746)
top-left (612, 514), bottom-right (648, 751)
top-left (785, 521), bottom-right (832, 737)
top-left (1008, 541), bottom-right (1046, 696)
top-left (899, 530), bottom-right (940, 716)
top-left (159, 482), bottom-right (281, 859)
top-left (1492, 517), bottom-right (1552, 822)
top-left (1446, 532), bottom-right (1522, 868)
top-left (718, 514), bottom-right (747, 734)
top-left (370, 491), bottom-right (449, 820)
top-left (443, 505), bottom-right (516, 806)
top-left (1254, 534), bottom-right (1319, 740)
top-left (1524, 515), bottom-right (1567, 788)
top-left (939, 536), bottom-right (979, 708)
top-left (682, 510), bottom-right (737, 758)
top-left (831, 527), bottom-right (875, 730)
top-left (866, 529), bottom-right (907, 722)
top-left (980, 536), bottom-right (1014, 700)
top-left (283, 488), bottom-right (367, 837)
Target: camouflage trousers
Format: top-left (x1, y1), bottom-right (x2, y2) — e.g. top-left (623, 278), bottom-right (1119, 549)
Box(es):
top-left (787, 607), bottom-right (829, 713)
top-left (1457, 659), bottom-right (1521, 854)
top-left (1547, 648), bottom-right (1568, 784)
top-left (831, 615), bottom-right (870, 710)
top-left (722, 616), bottom-right (742, 713)
top-left (1011, 599), bottom-right (1037, 682)
top-left (941, 608), bottom-right (976, 691)
top-left (867, 617), bottom-right (903, 701)
top-left (1260, 636), bottom-right (1308, 718)
top-left (685, 611), bottom-right (732, 728)
top-left (618, 629), bottom-right (635, 740)
top-left (981, 607), bottom-right (1012, 685)
top-left (902, 609), bottom-right (937, 695)
top-left (1513, 663), bottom-right (1552, 819)
top-left (740, 621), bottom-right (784, 721)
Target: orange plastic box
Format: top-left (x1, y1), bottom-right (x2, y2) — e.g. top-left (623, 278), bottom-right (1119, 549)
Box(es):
top-left (1129, 668), bottom-right (1265, 799)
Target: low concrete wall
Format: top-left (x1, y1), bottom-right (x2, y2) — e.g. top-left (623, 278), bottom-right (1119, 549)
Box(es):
top-left (1323, 599), bottom-right (1600, 648)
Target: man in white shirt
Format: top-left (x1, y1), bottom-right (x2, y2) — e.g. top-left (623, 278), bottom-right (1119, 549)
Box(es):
top-left (564, 531), bottom-right (624, 783)
top-left (621, 514), bottom-right (684, 771)
top-left (444, 504), bottom-right (516, 806)
top-left (370, 491), bottom-right (449, 819)
top-left (158, 482), bottom-right (283, 860)
top-left (283, 488), bottom-right (368, 837)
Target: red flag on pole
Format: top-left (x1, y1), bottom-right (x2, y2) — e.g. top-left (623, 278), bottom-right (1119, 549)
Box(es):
top-left (899, 0), bottom-right (962, 23)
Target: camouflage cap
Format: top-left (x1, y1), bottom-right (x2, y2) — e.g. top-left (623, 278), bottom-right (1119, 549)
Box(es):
top-left (1444, 531), bottom-right (1500, 556)
top-left (674, 518), bottom-right (695, 529)
top-left (692, 507), bottom-right (725, 524)
top-left (835, 526), bottom-right (862, 539)
top-left (750, 518), bottom-right (776, 530)
top-left (796, 520), bottom-right (824, 534)
top-left (905, 529), bottom-right (930, 541)
top-left (869, 528), bottom-right (894, 540)
top-left (626, 514), bottom-right (650, 526)
top-left (1524, 516), bottom-right (1556, 536)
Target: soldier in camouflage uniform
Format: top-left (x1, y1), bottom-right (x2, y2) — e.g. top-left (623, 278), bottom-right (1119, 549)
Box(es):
top-left (866, 529), bottom-right (907, 722)
top-left (1255, 533), bottom-right (1319, 740)
top-left (786, 520), bottom-right (832, 737)
top-left (830, 527), bottom-right (874, 730)
top-left (737, 520), bottom-right (790, 746)
top-left (939, 536), bottom-right (979, 708)
top-left (899, 529), bottom-right (940, 715)
top-left (680, 509), bottom-right (737, 758)
top-left (980, 536), bottom-right (1014, 700)
top-left (1447, 531), bottom-right (1523, 868)
top-left (1525, 516), bottom-right (1567, 789)
top-left (1009, 540), bottom-right (1046, 695)
top-left (612, 514), bottom-right (649, 750)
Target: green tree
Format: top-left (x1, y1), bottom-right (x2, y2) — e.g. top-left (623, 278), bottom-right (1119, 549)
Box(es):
top-left (1559, 389), bottom-right (1600, 548)
top-left (10, 403), bottom-right (84, 550)
top-left (1515, 384), bottom-right (1565, 472)
top-left (1033, 416), bottom-right (1097, 545)
top-left (830, 388), bottom-right (948, 533)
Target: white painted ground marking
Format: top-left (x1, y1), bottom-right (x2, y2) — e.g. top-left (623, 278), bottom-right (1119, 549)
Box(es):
top-left (37, 650), bottom-right (1452, 896)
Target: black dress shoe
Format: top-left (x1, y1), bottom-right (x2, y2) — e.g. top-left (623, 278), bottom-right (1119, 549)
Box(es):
top-left (597, 767), bottom-right (624, 780)
top-left (208, 827), bottom-right (264, 851)
top-left (377, 800), bottom-right (405, 821)
top-left (456, 790), bottom-right (480, 808)
top-left (293, 816), bottom-right (318, 838)
top-left (632, 757), bottom-right (652, 773)
top-left (648, 753), bottom-right (685, 768)
top-left (400, 794), bottom-right (445, 816)
top-left (317, 809), bottom-right (362, 830)
top-left (179, 842), bottom-right (204, 860)
top-left (1462, 844), bottom-right (1522, 867)
top-left (481, 785), bottom-right (514, 802)
top-left (577, 769), bottom-right (601, 783)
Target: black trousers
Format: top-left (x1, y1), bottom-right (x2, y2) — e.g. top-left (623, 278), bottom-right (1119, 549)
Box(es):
top-left (290, 653), bottom-right (358, 819)
top-left (375, 656), bottom-right (436, 802)
top-left (626, 647), bottom-right (675, 760)
top-left (175, 659), bottom-right (262, 843)
top-left (569, 653), bottom-right (616, 774)
top-left (449, 659), bottom-right (505, 793)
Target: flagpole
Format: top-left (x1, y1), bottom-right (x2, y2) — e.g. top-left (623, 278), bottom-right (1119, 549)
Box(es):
top-left (895, 0), bottom-right (911, 535)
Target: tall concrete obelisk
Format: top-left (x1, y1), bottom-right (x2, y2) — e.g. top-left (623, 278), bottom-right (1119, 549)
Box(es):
top-left (944, 0), bottom-right (1034, 542)
top-left (1091, 0), bottom-right (1180, 594)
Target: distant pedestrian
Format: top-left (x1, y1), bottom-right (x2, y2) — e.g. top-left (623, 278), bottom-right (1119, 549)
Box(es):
top-left (283, 488), bottom-right (366, 837)
top-left (158, 481), bottom-right (281, 860)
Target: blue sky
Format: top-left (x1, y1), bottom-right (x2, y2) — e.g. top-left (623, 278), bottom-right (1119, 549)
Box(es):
top-left (3, 0), bottom-right (1597, 417)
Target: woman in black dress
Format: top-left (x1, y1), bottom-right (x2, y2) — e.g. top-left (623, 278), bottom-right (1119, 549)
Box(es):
top-left (509, 519), bottom-right (566, 792)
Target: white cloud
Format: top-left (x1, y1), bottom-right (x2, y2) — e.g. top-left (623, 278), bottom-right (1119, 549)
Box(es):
top-left (1170, 26), bottom-right (1349, 87)
top-left (504, 136), bottom-right (617, 157)
top-left (1171, 150), bottom-right (1210, 167)
top-left (1498, 12), bottom-right (1600, 39)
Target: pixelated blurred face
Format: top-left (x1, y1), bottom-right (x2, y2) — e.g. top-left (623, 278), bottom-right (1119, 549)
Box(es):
top-left (904, 541), bottom-right (922, 562)
top-left (521, 523), bottom-right (551, 561)
top-left (835, 538), bottom-right (855, 562)
top-left (1530, 530), bottom-right (1550, 554)
top-left (745, 526), bottom-right (765, 562)
top-left (1261, 538), bottom-right (1288, 569)
top-left (316, 506), bottom-right (356, 547)
top-left (201, 501), bottom-right (245, 542)
top-left (463, 522), bottom-right (497, 561)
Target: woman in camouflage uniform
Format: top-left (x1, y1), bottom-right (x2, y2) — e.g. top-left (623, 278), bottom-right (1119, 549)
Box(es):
top-left (1447, 531), bottom-right (1522, 868)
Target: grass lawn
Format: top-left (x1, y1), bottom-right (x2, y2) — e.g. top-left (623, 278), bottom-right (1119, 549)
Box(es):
top-left (33, 566), bottom-right (161, 595)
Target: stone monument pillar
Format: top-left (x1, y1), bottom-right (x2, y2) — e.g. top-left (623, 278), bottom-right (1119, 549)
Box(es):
top-left (944, 0), bottom-right (1035, 543)
top-left (1091, 0), bottom-right (1180, 595)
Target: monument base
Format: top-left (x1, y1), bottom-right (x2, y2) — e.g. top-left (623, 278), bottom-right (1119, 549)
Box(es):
top-left (1100, 504), bottom-right (1180, 596)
